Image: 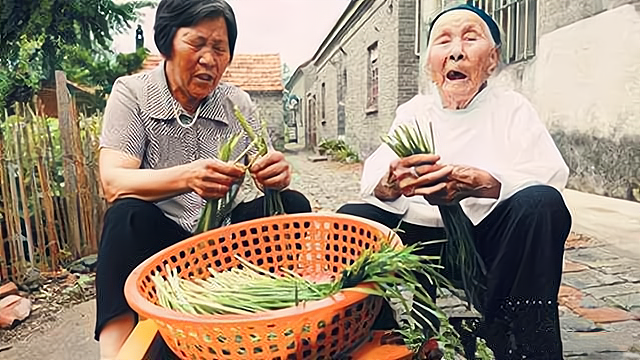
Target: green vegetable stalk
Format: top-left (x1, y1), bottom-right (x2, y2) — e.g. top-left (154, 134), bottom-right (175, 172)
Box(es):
top-left (381, 120), bottom-right (487, 341)
top-left (233, 105), bottom-right (285, 217)
top-left (194, 105), bottom-right (289, 234)
top-left (152, 237), bottom-right (454, 354)
top-left (194, 134), bottom-right (243, 234)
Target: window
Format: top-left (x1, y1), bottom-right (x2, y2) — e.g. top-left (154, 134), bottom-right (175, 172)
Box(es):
top-left (467, 0), bottom-right (537, 63)
top-left (321, 82), bottom-right (326, 119)
top-left (337, 69), bottom-right (347, 136)
top-left (343, 68), bottom-right (348, 90)
top-left (467, 0), bottom-right (494, 13)
top-left (366, 42), bottom-right (379, 112)
top-left (309, 95), bottom-right (317, 125)
top-left (307, 94), bottom-right (318, 146)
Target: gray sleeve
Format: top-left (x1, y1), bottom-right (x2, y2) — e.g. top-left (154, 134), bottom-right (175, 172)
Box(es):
top-left (100, 77), bottom-right (147, 160)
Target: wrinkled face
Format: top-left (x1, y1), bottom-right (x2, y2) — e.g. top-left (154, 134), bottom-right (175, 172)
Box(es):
top-left (169, 16), bottom-right (231, 101)
top-left (427, 10), bottom-right (498, 104)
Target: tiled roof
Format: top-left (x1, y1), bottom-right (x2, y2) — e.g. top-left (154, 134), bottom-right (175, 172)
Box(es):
top-left (139, 53), bottom-right (283, 92)
top-left (222, 54), bottom-right (283, 91)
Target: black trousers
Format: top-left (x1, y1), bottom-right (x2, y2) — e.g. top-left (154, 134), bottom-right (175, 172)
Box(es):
top-left (94, 190), bottom-right (311, 340)
top-left (338, 185), bottom-right (571, 360)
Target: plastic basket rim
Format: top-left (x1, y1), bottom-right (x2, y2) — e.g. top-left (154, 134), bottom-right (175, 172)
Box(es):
top-left (124, 212), bottom-right (400, 325)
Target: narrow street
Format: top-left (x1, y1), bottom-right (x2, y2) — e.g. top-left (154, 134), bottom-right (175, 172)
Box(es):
top-left (1, 152), bottom-right (638, 359)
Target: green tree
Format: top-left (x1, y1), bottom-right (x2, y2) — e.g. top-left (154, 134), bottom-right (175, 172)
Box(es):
top-left (0, 0), bottom-right (154, 109)
top-left (62, 46), bottom-right (149, 94)
top-left (280, 63), bottom-right (296, 126)
top-left (281, 63), bottom-right (292, 86)
top-left (61, 45), bottom-right (150, 111)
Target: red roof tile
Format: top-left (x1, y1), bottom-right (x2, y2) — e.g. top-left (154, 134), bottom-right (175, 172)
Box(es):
top-left (222, 54), bottom-right (284, 92)
top-left (139, 53), bottom-right (283, 92)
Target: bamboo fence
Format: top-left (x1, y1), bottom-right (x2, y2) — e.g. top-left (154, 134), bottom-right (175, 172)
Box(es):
top-left (0, 71), bottom-right (106, 282)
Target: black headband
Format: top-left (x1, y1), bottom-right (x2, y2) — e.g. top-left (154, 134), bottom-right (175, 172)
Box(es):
top-left (428, 4), bottom-right (501, 46)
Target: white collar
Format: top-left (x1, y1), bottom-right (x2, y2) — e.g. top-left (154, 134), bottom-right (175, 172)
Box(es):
top-left (430, 82), bottom-right (493, 114)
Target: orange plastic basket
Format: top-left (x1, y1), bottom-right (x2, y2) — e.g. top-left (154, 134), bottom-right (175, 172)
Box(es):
top-left (124, 213), bottom-right (402, 360)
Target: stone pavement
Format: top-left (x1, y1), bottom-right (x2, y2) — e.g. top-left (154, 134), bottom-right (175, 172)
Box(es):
top-left (0, 300), bottom-right (99, 360)
top-left (0, 151), bottom-right (638, 359)
top-left (563, 190), bottom-right (640, 261)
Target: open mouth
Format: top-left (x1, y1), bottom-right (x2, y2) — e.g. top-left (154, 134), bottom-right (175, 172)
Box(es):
top-left (195, 74), bottom-right (214, 82)
top-left (446, 70), bottom-right (468, 81)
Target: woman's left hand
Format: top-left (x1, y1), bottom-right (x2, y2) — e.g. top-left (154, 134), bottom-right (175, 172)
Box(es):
top-left (249, 151), bottom-right (291, 190)
top-left (421, 165), bottom-right (501, 205)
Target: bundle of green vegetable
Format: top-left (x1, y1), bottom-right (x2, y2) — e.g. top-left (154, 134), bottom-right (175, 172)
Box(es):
top-left (233, 105), bottom-right (285, 217)
top-left (195, 134), bottom-right (243, 233)
top-left (381, 121), bottom-right (487, 312)
top-left (194, 106), bottom-right (285, 234)
top-left (151, 239), bottom-right (451, 353)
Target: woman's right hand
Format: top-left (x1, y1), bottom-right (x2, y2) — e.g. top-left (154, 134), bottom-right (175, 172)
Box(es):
top-left (185, 159), bottom-right (246, 199)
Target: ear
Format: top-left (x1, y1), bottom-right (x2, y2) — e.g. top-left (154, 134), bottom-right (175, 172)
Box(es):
top-left (486, 47), bottom-right (500, 75)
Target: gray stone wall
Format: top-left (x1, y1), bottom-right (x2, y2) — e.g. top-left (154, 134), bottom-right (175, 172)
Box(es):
top-left (310, 0), bottom-right (420, 158)
top-left (551, 130), bottom-right (640, 201)
top-left (313, 61), bottom-right (339, 144)
top-left (397, 0), bottom-right (420, 106)
top-left (250, 91), bottom-right (285, 151)
top-left (345, 0), bottom-right (399, 158)
top-left (513, 3), bottom-right (640, 202)
top-left (539, 0), bottom-right (640, 34)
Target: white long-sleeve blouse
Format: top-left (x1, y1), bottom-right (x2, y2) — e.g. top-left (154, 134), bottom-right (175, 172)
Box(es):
top-left (359, 84), bottom-right (570, 227)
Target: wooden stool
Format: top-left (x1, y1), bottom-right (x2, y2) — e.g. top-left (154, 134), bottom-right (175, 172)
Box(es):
top-left (116, 319), bottom-right (414, 360)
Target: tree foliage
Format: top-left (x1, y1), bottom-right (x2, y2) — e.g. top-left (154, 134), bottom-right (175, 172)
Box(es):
top-left (281, 63), bottom-right (292, 86)
top-left (62, 46), bottom-right (149, 94)
top-left (61, 45), bottom-right (150, 110)
top-left (280, 63), bottom-right (299, 127)
top-left (0, 0), bottom-right (154, 109)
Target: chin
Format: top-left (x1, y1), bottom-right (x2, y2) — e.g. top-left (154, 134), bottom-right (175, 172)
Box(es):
top-left (441, 85), bottom-right (474, 97)
top-left (191, 86), bottom-right (215, 99)
top-left (448, 77), bottom-right (484, 90)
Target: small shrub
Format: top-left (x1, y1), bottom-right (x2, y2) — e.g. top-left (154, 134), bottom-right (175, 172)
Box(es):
top-left (318, 139), bottom-right (360, 163)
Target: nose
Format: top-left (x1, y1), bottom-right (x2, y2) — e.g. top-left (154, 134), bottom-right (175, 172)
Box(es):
top-left (198, 51), bottom-right (215, 67)
top-left (448, 41), bottom-right (464, 62)
top-left (449, 52), bottom-right (464, 62)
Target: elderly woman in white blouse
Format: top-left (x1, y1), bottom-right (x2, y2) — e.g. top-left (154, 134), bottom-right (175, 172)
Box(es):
top-left (339, 4), bottom-right (571, 359)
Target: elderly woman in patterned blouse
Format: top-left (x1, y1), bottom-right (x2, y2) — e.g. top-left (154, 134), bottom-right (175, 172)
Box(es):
top-left (94, 0), bottom-right (311, 358)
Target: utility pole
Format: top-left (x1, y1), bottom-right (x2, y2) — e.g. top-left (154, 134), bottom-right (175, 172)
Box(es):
top-left (136, 25), bottom-right (144, 50)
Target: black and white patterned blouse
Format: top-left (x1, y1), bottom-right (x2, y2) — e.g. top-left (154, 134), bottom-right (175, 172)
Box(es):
top-left (100, 61), bottom-right (262, 232)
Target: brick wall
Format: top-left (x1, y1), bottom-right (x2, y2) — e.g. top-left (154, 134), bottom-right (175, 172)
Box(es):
top-left (309, 0), bottom-right (420, 158)
top-left (397, 0), bottom-right (420, 106)
top-left (314, 60), bottom-right (339, 144)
